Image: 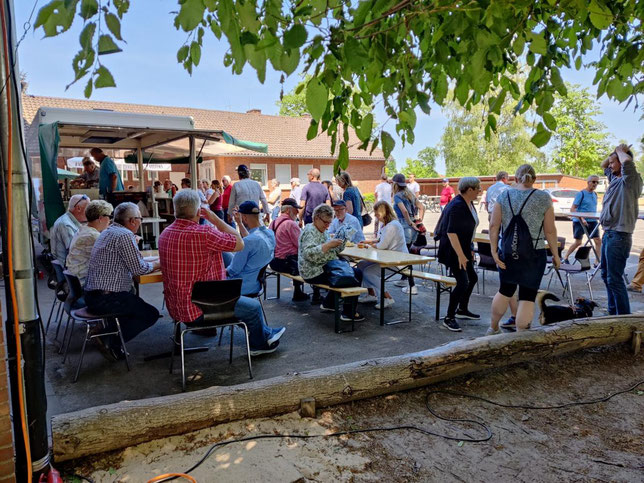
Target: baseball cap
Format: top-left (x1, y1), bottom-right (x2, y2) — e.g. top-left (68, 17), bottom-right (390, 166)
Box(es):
top-left (281, 198), bottom-right (299, 208)
top-left (392, 173), bottom-right (407, 187)
top-left (238, 200), bottom-right (260, 214)
top-left (237, 164), bottom-right (249, 173)
top-left (442, 178), bottom-right (449, 182)
top-left (332, 200), bottom-right (347, 207)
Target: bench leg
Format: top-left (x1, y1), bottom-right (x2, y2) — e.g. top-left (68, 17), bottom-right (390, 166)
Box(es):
top-left (435, 282), bottom-right (440, 321)
top-left (334, 292), bottom-right (341, 334)
top-left (407, 265), bottom-right (412, 323)
top-left (380, 267), bottom-right (386, 326)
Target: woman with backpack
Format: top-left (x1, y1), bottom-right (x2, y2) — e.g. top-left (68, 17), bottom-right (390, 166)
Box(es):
top-left (488, 164), bottom-right (560, 333)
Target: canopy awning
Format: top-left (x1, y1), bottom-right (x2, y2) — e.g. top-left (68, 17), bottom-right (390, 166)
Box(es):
top-left (56, 168), bottom-right (79, 179)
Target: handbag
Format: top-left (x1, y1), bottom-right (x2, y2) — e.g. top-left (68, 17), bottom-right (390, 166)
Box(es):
top-left (323, 259), bottom-right (359, 288)
top-left (358, 191), bottom-right (373, 227)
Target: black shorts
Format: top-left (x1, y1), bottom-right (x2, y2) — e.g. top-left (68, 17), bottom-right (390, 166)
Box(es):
top-left (498, 282), bottom-right (538, 302)
top-left (572, 220), bottom-right (598, 240)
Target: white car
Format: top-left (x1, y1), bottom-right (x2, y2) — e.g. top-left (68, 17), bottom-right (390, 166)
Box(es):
top-left (544, 188), bottom-right (580, 216)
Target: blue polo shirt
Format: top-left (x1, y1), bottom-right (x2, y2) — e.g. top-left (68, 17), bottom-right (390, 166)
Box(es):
top-left (99, 156), bottom-right (124, 196)
top-left (572, 190), bottom-right (597, 221)
top-left (227, 226), bottom-right (276, 295)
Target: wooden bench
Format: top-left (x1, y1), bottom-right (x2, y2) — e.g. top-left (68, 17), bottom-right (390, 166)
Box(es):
top-left (401, 269), bottom-right (457, 321)
top-left (266, 270), bottom-right (367, 333)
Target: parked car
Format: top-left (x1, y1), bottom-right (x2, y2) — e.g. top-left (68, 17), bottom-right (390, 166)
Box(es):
top-left (543, 188), bottom-right (580, 217)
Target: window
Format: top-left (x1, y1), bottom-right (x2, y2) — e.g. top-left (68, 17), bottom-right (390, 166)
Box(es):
top-left (131, 167), bottom-right (139, 181)
top-left (298, 164), bottom-right (313, 182)
top-left (320, 165), bottom-right (334, 182)
top-left (250, 163), bottom-right (268, 187)
top-left (146, 170), bottom-right (158, 181)
top-left (274, 164), bottom-right (291, 185)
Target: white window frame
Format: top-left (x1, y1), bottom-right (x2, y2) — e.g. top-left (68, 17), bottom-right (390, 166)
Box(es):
top-left (274, 164), bottom-right (291, 185)
top-left (250, 163), bottom-right (268, 187)
top-left (298, 164), bottom-right (313, 182)
top-left (319, 165), bottom-right (335, 182)
top-left (146, 170), bottom-right (158, 181)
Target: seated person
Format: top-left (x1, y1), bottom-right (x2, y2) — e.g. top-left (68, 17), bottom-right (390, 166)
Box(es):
top-left (49, 194), bottom-right (90, 265)
top-left (66, 200), bottom-right (113, 286)
top-left (298, 204), bottom-right (364, 321)
top-left (84, 202), bottom-right (161, 361)
top-left (268, 198), bottom-right (308, 301)
top-left (227, 201), bottom-right (276, 296)
top-left (328, 200), bottom-right (365, 244)
top-left (159, 190), bottom-right (285, 355)
top-left (70, 156), bottom-right (99, 188)
top-left (357, 201), bottom-right (407, 309)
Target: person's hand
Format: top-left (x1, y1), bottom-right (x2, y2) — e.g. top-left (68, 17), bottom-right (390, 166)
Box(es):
top-left (233, 207), bottom-right (242, 224)
top-left (552, 254), bottom-right (561, 270)
top-left (457, 252), bottom-right (468, 270)
top-left (323, 239), bottom-right (343, 252)
top-left (264, 213), bottom-right (270, 224)
top-left (493, 253), bottom-right (506, 270)
top-left (152, 260), bottom-right (161, 271)
top-left (581, 218), bottom-right (588, 226)
top-left (411, 223), bottom-right (421, 232)
top-left (615, 143), bottom-right (629, 153)
top-left (298, 219), bottom-right (304, 228)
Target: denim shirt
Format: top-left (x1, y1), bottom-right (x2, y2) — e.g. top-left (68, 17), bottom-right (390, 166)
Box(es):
top-left (227, 226), bottom-right (275, 295)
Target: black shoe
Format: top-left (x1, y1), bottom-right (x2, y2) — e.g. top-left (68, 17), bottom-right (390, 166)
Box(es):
top-left (455, 309), bottom-right (480, 320)
top-left (292, 292), bottom-right (310, 302)
top-left (250, 340), bottom-right (280, 356)
top-left (442, 317), bottom-right (462, 332)
top-left (501, 316), bottom-right (516, 331)
top-left (93, 337), bottom-right (118, 362)
top-left (341, 312), bottom-right (365, 322)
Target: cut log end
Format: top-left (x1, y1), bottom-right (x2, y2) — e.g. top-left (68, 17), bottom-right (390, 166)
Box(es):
top-left (631, 330), bottom-right (641, 355)
top-left (299, 397), bottom-right (316, 418)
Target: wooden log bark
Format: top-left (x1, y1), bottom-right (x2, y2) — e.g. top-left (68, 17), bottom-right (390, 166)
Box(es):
top-left (52, 316), bottom-right (644, 462)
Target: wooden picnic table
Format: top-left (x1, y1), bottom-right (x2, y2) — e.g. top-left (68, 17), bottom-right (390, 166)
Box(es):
top-left (138, 250), bottom-right (162, 284)
top-left (341, 246), bottom-right (434, 326)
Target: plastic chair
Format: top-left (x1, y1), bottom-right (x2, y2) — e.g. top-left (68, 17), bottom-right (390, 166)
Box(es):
top-left (46, 260), bottom-right (69, 341)
top-left (556, 246), bottom-right (594, 304)
top-left (62, 272), bottom-right (130, 382)
top-left (170, 279), bottom-right (252, 391)
top-left (475, 241), bottom-right (498, 294)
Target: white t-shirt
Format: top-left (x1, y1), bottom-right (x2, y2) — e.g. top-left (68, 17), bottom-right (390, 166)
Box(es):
top-left (408, 181), bottom-right (420, 196)
top-left (375, 182), bottom-right (392, 203)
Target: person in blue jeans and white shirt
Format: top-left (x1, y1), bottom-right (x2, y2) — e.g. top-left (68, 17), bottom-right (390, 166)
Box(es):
top-left (599, 144), bottom-right (643, 315)
top-left (562, 174), bottom-right (602, 265)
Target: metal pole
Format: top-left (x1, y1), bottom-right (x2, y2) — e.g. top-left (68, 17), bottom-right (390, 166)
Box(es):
top-left (137, 144), bottom-right (144, 191)
top-left (189, 135), bottom-right (197, 190)
top-left (0, 0), bottom-right (50, 479)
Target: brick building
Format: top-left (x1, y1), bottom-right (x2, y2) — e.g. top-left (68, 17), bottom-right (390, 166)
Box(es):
top-left (0, 311), bottom-right (14, 482)
top-left (21, 94), bottom-right (386, 195)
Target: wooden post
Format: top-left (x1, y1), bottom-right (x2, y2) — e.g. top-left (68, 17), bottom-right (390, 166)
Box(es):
top-left (632, 330), bottom-right (641, 355)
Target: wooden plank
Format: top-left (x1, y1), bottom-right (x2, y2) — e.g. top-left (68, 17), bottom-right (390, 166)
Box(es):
top-left (400, 269), bottom-right (457, 285)
top-left (341, 246), bottom-right (434, 267)
top-left (51, 316), bottom-right (644, 462)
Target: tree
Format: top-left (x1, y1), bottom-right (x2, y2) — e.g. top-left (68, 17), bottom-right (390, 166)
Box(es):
top-left (401, 147), bottom-right (439, 178)
top-left (35, 1), bottom-right (643, 173)
top-left (440, 96), bottom-right (548, 177)
top-left (549, 84), bottom-right (611, 177)
top-left (277, 82), bottom-right (308, 117)
top-left (384, 156), bottom-right (397, 177)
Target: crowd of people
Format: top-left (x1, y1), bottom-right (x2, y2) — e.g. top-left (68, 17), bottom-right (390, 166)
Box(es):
top-left (48, 143), bottom-right (642, 365)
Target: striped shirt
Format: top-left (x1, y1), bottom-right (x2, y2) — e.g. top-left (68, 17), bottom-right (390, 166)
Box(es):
top-left (85, 223), bottom-right (154, 293)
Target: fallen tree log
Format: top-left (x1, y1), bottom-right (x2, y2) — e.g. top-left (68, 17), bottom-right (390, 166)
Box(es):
top-left (52, 316), bottom-right (644, 462)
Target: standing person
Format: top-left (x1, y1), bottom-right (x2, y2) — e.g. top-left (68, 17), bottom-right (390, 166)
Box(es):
top-left (374, 172), bottom-right (393, 236)
top-left (266, 178), bottom-right (282, 220)
top-left (289, 177), bottom-right (303, 205)
top-left (407, 173), bottom-right (420, 197)
top-left (269, 198), bottom-right (309, 301)
top-left (90, 147), bottom-right (124, 198)
top-left (331, 177), bottom-right (344, 201)
top-left (562, 175), bottom-right (602, 264)
top-left (201, 179), bottom-right (214, 200)
top-left (488, 164), bottom-right (560, 334)
top-left (163, 179), bottom-right (176, 197)
top-left (436, 177), bottom-right (482, 331)
top-left (227, 165), bottom-right (270, 224)
top-left (599, 144), bottom-right (642, 315)
top-left (391, 173), bottom-right (424, 295)
top-left (486, 171), bottom-right (511, 220)
top-left (208, 179), bottom-right (224, 219)
top-left (49, 194), bottom-right (90, 265)
top-left (221, 175), bottom-right (233, 225)
top-left (70, 156), bottom-right (100, 188)
top-left (439, 178), bottom-right (455, 211)
top-left (336, 171), bottom-right (364, 227)
top-left (358, 201), bottom-right (407, 309)
top-left (299, 168), bottom-right (330, 225)
top-left (627, 248), bottom-right (644, 294)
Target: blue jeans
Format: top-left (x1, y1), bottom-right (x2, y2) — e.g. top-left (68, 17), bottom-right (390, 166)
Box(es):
top-left (601, 230), bottom-right (632, 315)
top-left (234, 296), bottom-right (271, 349)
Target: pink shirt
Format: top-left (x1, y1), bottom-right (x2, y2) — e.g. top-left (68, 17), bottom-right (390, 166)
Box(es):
top-left (269, 213), bottom-right (300, 259)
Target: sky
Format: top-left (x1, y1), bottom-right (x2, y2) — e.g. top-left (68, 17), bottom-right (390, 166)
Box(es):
top-left (14, 1), bottom-right (643, 174)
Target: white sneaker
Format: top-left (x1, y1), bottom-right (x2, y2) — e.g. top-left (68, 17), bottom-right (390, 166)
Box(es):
top-left (359, 294), bottom-right (378, 304)
top-left (401, 286), bottom-right (418, 295)
top-left (485, 327), bottom-right (501, 336)
top-left (375, 297), bottom-right (395, 309)
top-left (393, 280), bottom-right (408, 287)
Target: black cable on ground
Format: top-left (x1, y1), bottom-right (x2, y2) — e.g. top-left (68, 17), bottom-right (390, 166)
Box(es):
top-left (147, 379), bottom-right (643, 482)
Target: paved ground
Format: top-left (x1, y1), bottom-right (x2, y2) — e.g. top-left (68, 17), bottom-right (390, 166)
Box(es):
top-left (40, 216), bottom-right (644, 416)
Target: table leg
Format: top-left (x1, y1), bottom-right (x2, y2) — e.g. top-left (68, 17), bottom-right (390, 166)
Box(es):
top-left (380, 266), bottom-right (385, 326)
top-left (407, 265), bottom-right (412, 323)
top-left (435, 282), bottom-right (440, 321)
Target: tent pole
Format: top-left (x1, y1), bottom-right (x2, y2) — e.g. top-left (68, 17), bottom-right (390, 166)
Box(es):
top-left (189, 135), bottom-right (197, 190)
top-left (137, 144), bottom-right (144, 191)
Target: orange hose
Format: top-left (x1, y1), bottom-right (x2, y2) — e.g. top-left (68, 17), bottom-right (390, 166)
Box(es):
top-left (147, 474), bottom-right (197, 483)
top-left (0, 2), bottom-right (32, 481)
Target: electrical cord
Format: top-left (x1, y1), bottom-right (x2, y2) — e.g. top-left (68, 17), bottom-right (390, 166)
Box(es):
top-left (143, 379), bottom-right (643, 482)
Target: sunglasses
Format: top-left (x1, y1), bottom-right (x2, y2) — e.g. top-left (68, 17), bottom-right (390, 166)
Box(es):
top-left (590, 181), bottom-right (599, 184)
top-left (102, 214), bottom-right (114, 219)
top-left (72, 194), bottom-right (89, 208)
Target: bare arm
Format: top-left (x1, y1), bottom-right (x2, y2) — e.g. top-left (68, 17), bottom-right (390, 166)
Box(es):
top-left (543, 206), bottom-right (560, 268)
top-left (345, 199), bottom-right (354, 215)
top-left (207, 189), bottom-right (220, 205)
top-left (415, 199), bottom-right (425, 220)
top-left (110, 173), bottom-right (117, 191)
top-left (490, 202), bottom-right (504, 269)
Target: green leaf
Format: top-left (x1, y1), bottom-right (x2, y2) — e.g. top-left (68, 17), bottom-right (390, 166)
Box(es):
top-left (177, 45), bottom-right (189, 62)
top-left (35, 1), bottom-right (76, 37)
top-left (305, 78), bottom-right (328, 122)
top-left (531, 123), bottom-right (551, 148)
top-left (94, 65), bottom-right (116, 88)
top-left (337, 142), bottom-right (349, 170)
top-left (190, 41), bottom-right (201, 66)
top-left (104, 13), bottom-right (123, 41)
top-left (280, 49), bottom-right (300, 76)
top-left (380, 131), bottom-right (395, 159)
top-left (356, 113), bottom-right (373, 142)
top-left (575, 56), bottom-right (582, 70)
top-left (306, 121), bottom-right (318, 140)
top-left (83, 78), bottom-right (93, 98)
top-left (528, 33), bottom-right (547, 56)
top-left (79, 0), bottom-right (98, 20)
top-left (588, 0), bottom-right (613, 29)
top-left (79, 22), bottom-right (96, 50)
top-left (283, 24), bottom-right (307, 50)
top-left (98, 35), bottom-right (121, 55)
top-left (457, 441), bottom-right (464, 447)
top-left (434, 72), bottom-right (448, 105)
top-left (176, 0), bottom-right (206, 31)
top-left (543, 112), bottom-right (557, 130)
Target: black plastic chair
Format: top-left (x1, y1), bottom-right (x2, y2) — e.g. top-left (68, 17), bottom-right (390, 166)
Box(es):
top-left (170, 279), bottom-right (252, 391)
top-left (46, 260), bottom-right (69, 341)
top-left (475, 241), bottom-right (498, 294)
top-left (557, 246), bottom-right (594, 304)
top-left (62, 272), bottom-right (130, 382)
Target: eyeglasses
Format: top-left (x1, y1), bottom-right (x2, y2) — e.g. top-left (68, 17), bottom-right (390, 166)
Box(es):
top-left (102, 214), bottom-right (114, 219)
top-left (133, 216), bottom-right (143, 221)
top-left (590, 181), bottom-right (599, 184)
top-left (72, 194), bottom-right (89, 209)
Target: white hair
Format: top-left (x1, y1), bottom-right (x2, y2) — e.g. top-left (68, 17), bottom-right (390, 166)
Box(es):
top-left (222, 175), bottom-right (231, 183)
top-left (173, 189), bottom-right (201, 219)
top-left (458, 177), bottom-right (481, 193)
top-left (290, 177), bottom-right (300, 185)
top-left (68, 194), bottom-right (87, 212)
top-left (113, 202), bottom-right (140, 225)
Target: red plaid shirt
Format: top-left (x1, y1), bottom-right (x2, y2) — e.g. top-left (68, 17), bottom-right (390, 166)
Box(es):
top-left (158, 219), bottom-right (237, 323)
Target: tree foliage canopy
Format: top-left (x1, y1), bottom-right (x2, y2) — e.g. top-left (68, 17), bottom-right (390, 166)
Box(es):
top-left (35, 0), bottom-right (643, 173)
top-left (402, 147), bottom-right (440, 178)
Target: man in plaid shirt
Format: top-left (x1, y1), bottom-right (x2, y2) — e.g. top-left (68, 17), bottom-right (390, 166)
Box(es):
top-left (85, 202), bottom-right (161, 360)
top-left (159, 190), bottom-right (285, 355)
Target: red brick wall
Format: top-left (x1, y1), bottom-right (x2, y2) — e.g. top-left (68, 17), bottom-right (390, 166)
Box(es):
top-left (418, 174), bottom-right (587, 196)
top-left (0, 301), bottom-right (16, 482)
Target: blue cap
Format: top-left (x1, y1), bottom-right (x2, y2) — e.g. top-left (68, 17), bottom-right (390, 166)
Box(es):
top-left (238, 200), bottom-right (260, 214)
top-left (332, 200), bottom-right (346, 207)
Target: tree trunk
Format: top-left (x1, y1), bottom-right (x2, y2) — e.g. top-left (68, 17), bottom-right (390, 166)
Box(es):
top-left (52, 316), bottom-right (644, 462)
